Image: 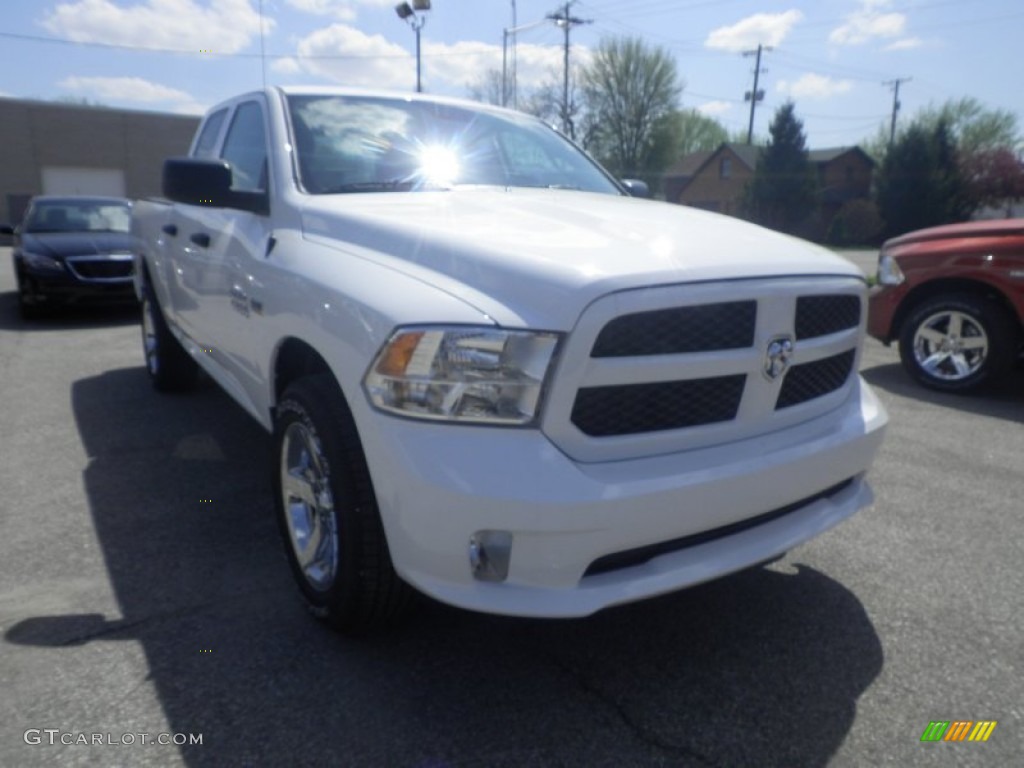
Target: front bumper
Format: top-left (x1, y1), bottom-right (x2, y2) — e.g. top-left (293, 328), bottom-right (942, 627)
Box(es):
top-left (19, 266), bottom-right (136, 305)
top-left (358, 376), bottom-right (888, 617)
top-left (867, 283), bottom-right (908, 343)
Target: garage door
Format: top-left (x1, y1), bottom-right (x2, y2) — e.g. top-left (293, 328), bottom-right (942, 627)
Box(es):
top-left (41, 167), bottom-right (126, 197)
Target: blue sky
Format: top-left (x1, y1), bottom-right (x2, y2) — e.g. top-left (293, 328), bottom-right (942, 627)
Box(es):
top-left (0, 0), bottom-right (1021, 149)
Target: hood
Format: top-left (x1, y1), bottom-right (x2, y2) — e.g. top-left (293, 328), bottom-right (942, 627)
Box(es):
top-left (885, 218), bottom-right (1024, 248)
top-left (20, 231), bottom-right (136, 259)
top-left (300, 187), bottom-right (861, 329)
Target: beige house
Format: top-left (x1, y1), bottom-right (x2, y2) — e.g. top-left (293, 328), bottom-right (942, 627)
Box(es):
top-left (664, 142), bottom-right (875, 231)
top-left (0, 97), bottom-right (199, 227)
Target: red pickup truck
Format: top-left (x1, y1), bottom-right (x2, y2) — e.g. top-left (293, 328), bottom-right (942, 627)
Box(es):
top-left (867, 219), bottom-right (1024, 392)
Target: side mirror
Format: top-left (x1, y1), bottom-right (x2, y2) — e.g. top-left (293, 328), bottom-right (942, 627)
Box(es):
top-left (621, 179), bottom-right (651, 199)
top-left (0, 224), bottom-right (14, 236)
top-left (163, 157), bottom-right (268, 215)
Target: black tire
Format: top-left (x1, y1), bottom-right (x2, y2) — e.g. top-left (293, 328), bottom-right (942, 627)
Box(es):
top-left (272, 374), bottom-right (410, 634)
top-left (16, 273), bottom-right (45, 320)
top-left (140, 286), bottom-right (198, 392)
top-left (898, 293), bottom-right (1016, 393)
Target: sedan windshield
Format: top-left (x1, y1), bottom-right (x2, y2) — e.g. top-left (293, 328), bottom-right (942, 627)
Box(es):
top-left (25, 201), bottom-right (131, 233)
top-left (287, 95), bottom-right (621, 196)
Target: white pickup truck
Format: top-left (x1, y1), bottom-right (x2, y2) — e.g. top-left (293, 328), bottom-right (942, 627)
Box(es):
top-left (132, 86), bottom-right (887, 633)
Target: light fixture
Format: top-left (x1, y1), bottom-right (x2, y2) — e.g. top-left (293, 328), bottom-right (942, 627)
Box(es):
top-left (394, 1), bottom-right (432, 93)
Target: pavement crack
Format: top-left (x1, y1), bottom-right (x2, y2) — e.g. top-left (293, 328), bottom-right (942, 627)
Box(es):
top-left (544, 652), bottom-right (719, 767)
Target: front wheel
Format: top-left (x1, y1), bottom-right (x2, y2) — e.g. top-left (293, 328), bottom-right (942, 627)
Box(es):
top-left (898, 294), bottom-right (1015, 393)
top-left (272, 374), bottom-right (410, 634)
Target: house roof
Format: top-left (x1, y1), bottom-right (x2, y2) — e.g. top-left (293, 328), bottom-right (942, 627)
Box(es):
top-left (665, 150), bottom-right (715, 180)
top-left (808, 146), bottom-right (874, 166)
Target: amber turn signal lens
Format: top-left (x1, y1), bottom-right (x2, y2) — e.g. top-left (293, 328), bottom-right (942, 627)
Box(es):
top-left (375, 331), bottom-right (424, 376)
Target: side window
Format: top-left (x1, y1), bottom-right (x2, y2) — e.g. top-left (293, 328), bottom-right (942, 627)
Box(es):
top-left (193, 108), bottom-right (227, 158)
top-left (221, 102), bottom-right (268, 192)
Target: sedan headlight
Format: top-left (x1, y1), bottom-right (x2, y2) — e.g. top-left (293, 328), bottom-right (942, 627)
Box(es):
top-left (364, 327), bottom-right (561, 425)
top-left (21, 251), bottom-right (64, 272)
top-left (877, 252), bottom-right (905, 286)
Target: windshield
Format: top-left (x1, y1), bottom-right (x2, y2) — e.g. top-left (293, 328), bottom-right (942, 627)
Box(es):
top-left (287, 95), bottom-right (621, 196)
top-left (25, 200), bottom-right (131, 233)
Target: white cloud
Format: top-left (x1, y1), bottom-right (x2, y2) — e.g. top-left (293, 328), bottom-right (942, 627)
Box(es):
top-left (284, 0), bottom-right (392, 20)
top-left (285, 24), bottom-right (413, 90)
top-left (279, 24), bottom-right (574, 95)
top-left (830, 0), bottom-right (906, 46)
top-left (42, 0), bottom-right (272, 53)
top-left (885, 37), bottom-right (923, 51)
top-left (59, 75), bottom-right (193, 103)
top-left (696, 101), bottom-right (732, 117)
top-left (271, 56), bottom-right (303, 74)
top-left (776, 73), bottom-right (854, 100)
top-left (705, 10), bottom-right (803, 52)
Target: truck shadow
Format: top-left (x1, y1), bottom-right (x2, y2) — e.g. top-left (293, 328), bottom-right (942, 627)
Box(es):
top-left (862, 361), bottom-right (1024, 424)
top-left (7, 366), bottom-right (884, 767)
top-left (0, 289), bottom-right (139, 332)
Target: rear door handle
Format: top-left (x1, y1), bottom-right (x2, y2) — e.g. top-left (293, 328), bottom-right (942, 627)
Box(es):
top-left (190, 232), bottom-right (211, 248)
top-left (161, 223), bottom-right (178, 236)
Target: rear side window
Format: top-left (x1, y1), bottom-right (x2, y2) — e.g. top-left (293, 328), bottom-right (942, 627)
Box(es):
top-left (193, 108), bottom-right (227, 158)
top-left (221, 102), bottom-right (268, 192)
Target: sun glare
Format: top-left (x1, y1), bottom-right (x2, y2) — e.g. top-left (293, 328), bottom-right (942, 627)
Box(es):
top-left (418, 145), bottom-right (460, 186)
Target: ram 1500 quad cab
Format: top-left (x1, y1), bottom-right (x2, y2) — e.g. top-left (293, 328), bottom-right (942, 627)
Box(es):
top-left (132, 87), bottom-right (888, 632)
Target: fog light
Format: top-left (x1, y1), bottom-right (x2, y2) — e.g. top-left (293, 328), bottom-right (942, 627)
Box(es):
top-left (468, 531), bottom-right (512, 582)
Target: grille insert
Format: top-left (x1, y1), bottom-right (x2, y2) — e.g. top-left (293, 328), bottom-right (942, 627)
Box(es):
top-left (66, 257), bottom-right (134, 281)
top-left (591, 300), bottom-right (756, 357)
top-left (795, 295), bottom-right (860, 340)
top-left (571, 375), bottom-right (746, 437)
top-left (776, 349), bottom-right (855, 409)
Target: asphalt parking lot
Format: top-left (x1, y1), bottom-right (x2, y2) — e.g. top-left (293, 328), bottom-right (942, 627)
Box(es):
top-left (1, 246), bottom-right (1021, 767)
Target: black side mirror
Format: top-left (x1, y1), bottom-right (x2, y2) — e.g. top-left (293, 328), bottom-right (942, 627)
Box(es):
top-left (0, 224), bottom-right (14, 236)
top-left (621, 179), bottom-right (651, 199)
top-left (163, 157), bottom-right (268, 215)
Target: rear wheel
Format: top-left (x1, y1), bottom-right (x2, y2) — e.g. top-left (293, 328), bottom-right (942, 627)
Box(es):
top-left (272, 374), bottom-right (410, 634)
top-left (140, 287), bottom-right (198, 392)
top-left (898, 294), bottom-right (1015, 393)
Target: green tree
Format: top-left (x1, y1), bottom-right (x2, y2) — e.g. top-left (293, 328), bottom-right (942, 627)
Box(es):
top-left (741, 102), bottom-right (818, 235)
top-left (579, 36), bottom-right (682, 186)
top-left (875, 119), bottom-right (971, 238)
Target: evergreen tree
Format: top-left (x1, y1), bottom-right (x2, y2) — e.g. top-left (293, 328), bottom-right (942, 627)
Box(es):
top-left (875, 119), bottom-right (971, 238)
top-left (741, 103), bottom-right (818, 234)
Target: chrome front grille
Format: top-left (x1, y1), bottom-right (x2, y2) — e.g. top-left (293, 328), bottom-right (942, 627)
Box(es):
top-left (543, 277), bottom-right (865, 462)
top-left (65, 254), bottom-right (134, 282)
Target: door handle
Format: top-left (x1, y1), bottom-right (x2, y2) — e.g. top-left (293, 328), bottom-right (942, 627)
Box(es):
top-left (161, 223), bottom-right (178, 236)
top-left (190, 232), bottom-right (211, 248)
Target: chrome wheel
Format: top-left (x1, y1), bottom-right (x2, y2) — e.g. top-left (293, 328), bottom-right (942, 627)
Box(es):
top-left (912, 310), bottom-right (989, 382)
top-left (142, 297), bottom-right (160, 375)
top-left (280, 421), bottom-right (339, 591)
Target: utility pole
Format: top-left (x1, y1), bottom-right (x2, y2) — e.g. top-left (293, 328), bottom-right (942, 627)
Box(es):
top-left (884, 77), bottom-right (912, 147)
top-left (743, 44), bottom-right (770, 145)
top-left (547, 2), bottom-right (591, 137)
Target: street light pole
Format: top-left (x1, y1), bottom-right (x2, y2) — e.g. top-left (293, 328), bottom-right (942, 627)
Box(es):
top-left (395, 1), bottom-right (431, 93)
top-left (501, 17), bottom-right (550, 108)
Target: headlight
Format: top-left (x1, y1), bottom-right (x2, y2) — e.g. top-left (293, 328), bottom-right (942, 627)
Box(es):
top-left (877, 252), bottom-right (905, 286)
top-left (364, 327), bottom-right (561, 425)
top-left (21, 251), bottom-right (64, 272)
